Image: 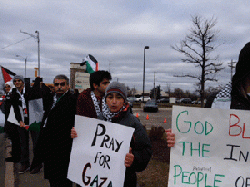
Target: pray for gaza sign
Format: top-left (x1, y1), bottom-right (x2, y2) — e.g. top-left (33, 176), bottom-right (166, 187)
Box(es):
top-left (68, 115), bottom-right (134, 187)
top-left (168, 106), bottom-right (250, 187)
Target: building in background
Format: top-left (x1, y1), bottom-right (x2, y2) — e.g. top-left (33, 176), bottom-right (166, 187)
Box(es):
top-left (70, 63), bottom-right (90, 93)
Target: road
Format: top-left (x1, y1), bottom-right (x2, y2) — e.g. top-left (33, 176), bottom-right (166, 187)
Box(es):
top-left (132, 108), bottom-right (172, 130)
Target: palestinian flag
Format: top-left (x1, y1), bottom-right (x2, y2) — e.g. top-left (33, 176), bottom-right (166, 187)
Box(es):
top-left (0, 65), bottom-right (16, 95)
top-left (27, 79), bottom-right (45, 132)
top-left (81, 54), bottom-right (99, 73)
top-left (28, 98), bottom-right (43, 132)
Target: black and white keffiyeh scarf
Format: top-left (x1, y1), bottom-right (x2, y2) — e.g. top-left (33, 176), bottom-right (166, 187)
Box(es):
top-left (102, 104), bottom-right (125, 122)
top-left (17, 87), bottom-right (27, 117)
top-left (91, 91), bottom-right (106, 118)
top-left (211, 84), bottom-right (231, 109)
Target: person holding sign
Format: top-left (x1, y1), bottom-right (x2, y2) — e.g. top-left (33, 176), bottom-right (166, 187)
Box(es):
top-left (71, 82), bottom-right (152, 187)
top-left (166, 41), bottom-right (250, 147)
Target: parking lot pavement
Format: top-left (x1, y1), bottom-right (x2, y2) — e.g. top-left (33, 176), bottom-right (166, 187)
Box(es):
top-left (132, 108), bottom-right (172, 130)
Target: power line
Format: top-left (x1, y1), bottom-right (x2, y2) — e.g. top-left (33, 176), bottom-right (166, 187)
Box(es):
top-left (1, 36), bottom-right (33, 49)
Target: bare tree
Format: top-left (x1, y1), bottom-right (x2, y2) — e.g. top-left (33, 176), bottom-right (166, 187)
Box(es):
top-left (171, 15), bottom-right (224, 107)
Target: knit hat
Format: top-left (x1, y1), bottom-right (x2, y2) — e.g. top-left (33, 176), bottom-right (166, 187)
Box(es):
top-left (232, 42), bottom-right (250, 84)
top-left (5, 81), bottom-right (14, 89)
top-left (105, 82), bottom-right (127, 100)
top-left (13, 75), bottom-right (24, 83)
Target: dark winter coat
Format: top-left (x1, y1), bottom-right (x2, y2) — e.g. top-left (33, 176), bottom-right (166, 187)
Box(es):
top-left (40, 91), bottom-right (77, 180)
top-left (102, 109), bottom-right (152, 187)
top-left (231, 42), bottom-right (250, 110)
top-left (76, 88), bottom-right (98, 118)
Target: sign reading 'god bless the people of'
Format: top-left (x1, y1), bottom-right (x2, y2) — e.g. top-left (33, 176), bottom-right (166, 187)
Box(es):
top-left (68, 115), bottom-right (135, 186)
top-left (168, 106), bottom-right (250, 187)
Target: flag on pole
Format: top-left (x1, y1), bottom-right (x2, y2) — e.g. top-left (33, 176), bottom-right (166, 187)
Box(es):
top-left (26, 78), bottom-right (51, 132)
top-left (28, 98), bottom-right (43, 132)
top-left (81, 54), bottom-right (99, 73)
top-left (0, 65), bottom-right (16, 95)
top-left (26, 78), bottom-right (45, 132)
top-left (1, 66), bottom-right (16, 82)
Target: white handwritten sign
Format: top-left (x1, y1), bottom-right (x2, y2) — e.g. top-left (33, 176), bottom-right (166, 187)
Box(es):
top-left (168, 106), bottom-right (250, 187)
top-left (68, 115), bottom-right (135, 186)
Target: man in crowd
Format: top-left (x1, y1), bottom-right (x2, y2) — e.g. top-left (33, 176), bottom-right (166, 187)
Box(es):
top-left (10, 75), bottom-right (40, 173)
top-left (4, 81), bottom-right (21, 163)
top-left (38, 74), bottom-right (76, 186)
top-left (76, 70), bottom-right (111, 118)
top-left (29, 77), bottom-right (52, 174)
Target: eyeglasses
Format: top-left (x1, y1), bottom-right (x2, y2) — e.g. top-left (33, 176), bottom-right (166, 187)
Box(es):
top-left (54, 82), bottom-right (66, 87)
top-left (14, 79), bottom-right (22, 83)
top-left (5, 86), bottom-right (10, 88)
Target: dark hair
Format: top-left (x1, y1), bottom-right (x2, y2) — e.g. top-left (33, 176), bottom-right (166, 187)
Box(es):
top-left (90, 71), bottom-right (111, 90)
top-left (53, 74), bottom-right (69, 85)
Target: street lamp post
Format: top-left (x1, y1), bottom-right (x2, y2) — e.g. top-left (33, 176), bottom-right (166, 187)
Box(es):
top-left (16, 55), bottom-right (28, 78)
top-left (20, 30), bottom-right (40, 77)
top-left (35, 30), bottom-right (40, 77)
top-left (143, 46), bottom-right (149, 102)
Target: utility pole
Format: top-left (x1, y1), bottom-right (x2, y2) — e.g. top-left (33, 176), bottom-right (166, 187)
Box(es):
top-left (154, 72), bottom-right (156, 101)
top-left (143, 46), bottom-right (149, 102)
top-left (16, 55), bottom-right (28, 78)
top-left (228, 59), bottom-right (236, 81)
top-left (20, 30), bottom-right (40, 77)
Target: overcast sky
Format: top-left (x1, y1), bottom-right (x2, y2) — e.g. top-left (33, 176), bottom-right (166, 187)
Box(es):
top-left (1, 0), bottom-right (250, 93)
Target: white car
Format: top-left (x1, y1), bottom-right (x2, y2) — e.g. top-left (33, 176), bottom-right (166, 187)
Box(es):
top-left (136, 96), bottom-right (151, 102)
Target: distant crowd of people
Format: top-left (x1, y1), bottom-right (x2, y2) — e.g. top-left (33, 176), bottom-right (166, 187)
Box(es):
top-left (2, 70), bottom-right (152, 187)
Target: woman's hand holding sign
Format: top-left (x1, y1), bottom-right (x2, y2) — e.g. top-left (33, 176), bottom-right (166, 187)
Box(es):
top-left (71, 127), bottom-right (78, 138)
top-left (166, 129), bottom-right (175, 147)
top-left (125, 148), bottom-right (134, 167)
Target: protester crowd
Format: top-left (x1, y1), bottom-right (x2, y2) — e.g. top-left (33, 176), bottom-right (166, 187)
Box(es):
top-left (2, 70), bottom-right (152, 187)
top-left (2, 41), bottom-right (249, 186)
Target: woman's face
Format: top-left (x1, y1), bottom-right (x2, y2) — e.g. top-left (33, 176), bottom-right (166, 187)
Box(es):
top-left (106, 93), bottom-right (125, 113)
top-left (5, 84), bottom-right (10, 93)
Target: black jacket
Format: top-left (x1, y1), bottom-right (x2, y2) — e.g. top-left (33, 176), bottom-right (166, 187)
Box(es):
top-left (10, 87), bottom-right (30, 124)
top-left (39, 91), bottom-right (77, 180)
top-left (109, 110), bottom-right (152, 187)
top-left (231, 42), bottom-right (250, 110)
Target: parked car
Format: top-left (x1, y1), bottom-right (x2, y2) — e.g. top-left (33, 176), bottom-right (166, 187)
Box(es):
top-left (136, 96), bottom-right (151, 102)
top-left (143, 100), bottom-right (158, 112)
top-left (180, 98), bottom-right (192, 104)
top-left (175, 98), bottom-right (181, 103)
top-left (192, 100), bottom-right (201, 104)
top-left (157, 98), bottom-right (169, 103)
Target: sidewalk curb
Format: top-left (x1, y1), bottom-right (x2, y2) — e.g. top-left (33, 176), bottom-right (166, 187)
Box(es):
top-left (5, 138), bottom-right (15, 187)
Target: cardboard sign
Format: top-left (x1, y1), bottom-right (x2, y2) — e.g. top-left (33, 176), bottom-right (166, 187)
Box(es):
top-left (68, 115), bottom-right (135, 186)
top-left (168, 106), bottom-right (250, 187)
